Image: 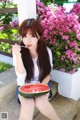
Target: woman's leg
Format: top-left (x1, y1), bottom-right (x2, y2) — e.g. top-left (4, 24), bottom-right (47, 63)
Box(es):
top-left (19, 95), bottom-right (35, 120)
top-left (35, 93), bottom-right (60, 120)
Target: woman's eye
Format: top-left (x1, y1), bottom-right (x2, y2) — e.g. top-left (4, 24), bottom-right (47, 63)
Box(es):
top-left (23, 34), bottom-right (36, 38)
top-left (23, 36), bottom-right (26, 38)
top-left (32, 34), bottom-right (36, 37)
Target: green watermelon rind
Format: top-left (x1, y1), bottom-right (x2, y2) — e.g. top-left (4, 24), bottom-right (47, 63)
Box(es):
top-left (18, 84), bottom-right (50, 98)
top-left (18, 90), bottom-right (50, 98)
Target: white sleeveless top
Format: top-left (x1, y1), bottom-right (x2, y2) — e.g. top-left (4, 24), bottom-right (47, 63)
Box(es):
top-left (13, 47), bottom-right (53, 86)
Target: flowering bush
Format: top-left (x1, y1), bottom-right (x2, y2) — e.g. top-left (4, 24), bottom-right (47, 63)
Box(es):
top-left (0, 0), bottom-right (80, 73)
top-left (37, 1), bottom-right (80, 73)
top-left (0, 0), bottom-right (19, 39)
top-left (40, 0), bottom-right (53, 6)
top-left (0, 0), bottom-right (19, 54)
top-left (0, 0), bottom-right (17, 24)
top-left (70, 3), bottom-right (80, 23)
top-left (0, 0), bottom-right (16, 8)
top-left (70, 3), bottom-right (80, 14)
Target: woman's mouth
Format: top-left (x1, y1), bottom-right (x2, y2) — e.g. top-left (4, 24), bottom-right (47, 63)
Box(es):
top-left (27, 44), bottom-right (32, 47)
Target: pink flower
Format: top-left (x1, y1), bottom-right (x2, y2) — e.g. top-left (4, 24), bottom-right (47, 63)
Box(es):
top-left (61, 55), bottom-right (65, 60)
top-left (0, 0), bottom-right (3, 2)
top-left (7, 0), bottom-right (12, 4)
top-left (69, 41), bottom-right (78, 49)
top-left (10, 20), bottom-right (19, 27)
top-left (60, 68), bottom-right (65, 72)
top-left (36, 0), bottom-right (40, 2)
top-left (0, 26), bottom-right (4, 31)
top-left (69, 69), bottom-right (76, 74)
top-left (77, 33), bottom-right (80, 40)
top-left (43, 29), bottom-right (48, 37)
top-left (10, 21), bottom-right (15, 27)
top-left (74, 24), bottom-right (80, 31)
top-left (62, 35), bottom-right (69, 40)
top-left (66, 50), bottom-right (75, 59)
top-left (65, 46), bottom-right (68, 50)
top-left (59, 32), bottom-right (63, 36)
top-left (70, 3), bottom-right (80, 14)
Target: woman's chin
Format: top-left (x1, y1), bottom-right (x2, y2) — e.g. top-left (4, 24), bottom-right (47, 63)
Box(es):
top-left (27, 46), bottom-right (33, 49)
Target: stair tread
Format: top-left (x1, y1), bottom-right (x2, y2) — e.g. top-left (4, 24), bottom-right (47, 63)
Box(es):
top-left (0, 80), bottom-right (58, 119)
top-left (0, 68), bottom-right (16, 89)
top-left (0, 68), bottom-right (78, 120)
top-left (34, 95), bottom-right (78, 120)
top-left (0, 94), bottom-right (78, 120)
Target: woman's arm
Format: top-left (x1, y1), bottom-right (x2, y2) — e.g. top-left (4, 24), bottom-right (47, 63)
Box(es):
top-left (42, 74), bottom-right (51, 84)
top-left (16, 55), bottom-right (25, 74)
top-left (12, 44), bottom-right (26, 74)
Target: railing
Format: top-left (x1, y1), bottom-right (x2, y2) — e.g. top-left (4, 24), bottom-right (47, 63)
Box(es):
top-left (0, 7), bottom-right (18, 57)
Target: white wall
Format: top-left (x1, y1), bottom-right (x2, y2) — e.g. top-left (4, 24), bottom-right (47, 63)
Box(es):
top-left (0, 54), bottom-right (13, 65)
top-left (17, 0), bottom-right (36, 25)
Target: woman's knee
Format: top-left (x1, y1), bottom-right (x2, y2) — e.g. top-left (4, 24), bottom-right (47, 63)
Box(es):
top-left (19, 95), bottom-right (35, 107)
top-left (35, 94), bottom-right (49, 109)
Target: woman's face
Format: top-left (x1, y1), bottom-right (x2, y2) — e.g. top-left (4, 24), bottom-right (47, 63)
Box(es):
top-left (22, 30), bottom-right (39, 50)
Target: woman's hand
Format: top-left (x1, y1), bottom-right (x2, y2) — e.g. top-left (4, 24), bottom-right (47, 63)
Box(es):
top-left (12, 44), bottom-right (26, 74)
top-left (12, 44), bottom-right (21, 56)
top-left (42, 74), bottom-right (51, 84)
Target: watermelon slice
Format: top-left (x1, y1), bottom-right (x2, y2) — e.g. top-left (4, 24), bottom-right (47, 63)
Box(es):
top-left (18, 83), bottom-right (50, 98)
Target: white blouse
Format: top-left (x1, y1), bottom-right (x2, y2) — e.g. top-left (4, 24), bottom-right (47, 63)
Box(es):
top-left (13, 47), bottom-right (53, 86)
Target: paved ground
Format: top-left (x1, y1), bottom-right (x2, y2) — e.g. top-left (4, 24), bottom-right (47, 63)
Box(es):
top-left (74, 101), bottom-right (80, 120)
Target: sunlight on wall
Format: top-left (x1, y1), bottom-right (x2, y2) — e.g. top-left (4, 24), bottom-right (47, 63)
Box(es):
top-left (63, 0), bottom-right (78, 12)
top-left (63, 3), bottom-right (74, 12)
top-left (0, 54), bottom-right (13, 65)
top-left (13, 0), bottom-right (17, 4)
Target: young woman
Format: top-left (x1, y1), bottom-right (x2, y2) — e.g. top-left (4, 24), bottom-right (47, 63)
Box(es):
top-left (12, 19), bottom-right (60, 120)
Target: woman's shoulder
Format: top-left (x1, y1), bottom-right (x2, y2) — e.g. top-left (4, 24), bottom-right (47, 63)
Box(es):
top-left (46, 47), bottom-right (53, 67)
top-left (46, 47), bottom-right (53, 58)
top-left (46, 47), bottom-right (52, 54)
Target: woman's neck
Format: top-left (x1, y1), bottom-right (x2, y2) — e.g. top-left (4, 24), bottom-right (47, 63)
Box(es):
top-left (30, 49), bottom-right (38, 59)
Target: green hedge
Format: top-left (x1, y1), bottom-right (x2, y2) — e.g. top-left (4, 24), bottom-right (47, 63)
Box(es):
top-left (0, 62), bottom-right (12, 73)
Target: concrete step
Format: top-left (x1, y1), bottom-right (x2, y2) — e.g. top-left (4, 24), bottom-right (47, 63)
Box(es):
top-left (0, 67), bottom-right (58, 120)
top-left (0, 68), bottom-right (16, 89)
top-left (0, 68), bottom-right (17, 105)
top-left (73, 101), bottom-right (80, 120)
top-left (0, 81), bottom-right (58, 120)
top-left (0, 68), bottom-right (78, 120)
top-left (34, 95), bottom-right (78, 120)
top-left (49, 80), bottom-right (58, 101)
top-left (0, 94), bottom-right (78, 120)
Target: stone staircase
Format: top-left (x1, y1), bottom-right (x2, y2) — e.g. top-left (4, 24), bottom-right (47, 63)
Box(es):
top-left (0, 68), bottom-right (78, 120)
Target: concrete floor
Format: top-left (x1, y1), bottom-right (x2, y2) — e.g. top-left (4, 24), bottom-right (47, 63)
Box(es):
top-left (74, 101), bottom-right (80, 120)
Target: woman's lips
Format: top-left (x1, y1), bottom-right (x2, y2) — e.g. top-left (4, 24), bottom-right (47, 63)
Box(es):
top-left (27, 44), bottom-right (32, 47)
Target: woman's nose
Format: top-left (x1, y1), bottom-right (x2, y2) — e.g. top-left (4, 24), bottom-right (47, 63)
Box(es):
top-left (27, 37), bottom-right (31, 41)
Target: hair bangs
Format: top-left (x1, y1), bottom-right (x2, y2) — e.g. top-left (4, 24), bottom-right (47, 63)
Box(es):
top-left (19, 19), bottom-right (42, 39)
top-left (20, 25), bottom-right (38, 38)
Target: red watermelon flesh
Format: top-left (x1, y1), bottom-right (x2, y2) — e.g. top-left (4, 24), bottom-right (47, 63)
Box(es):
top-left (20, 84), bottom-right (50, 93)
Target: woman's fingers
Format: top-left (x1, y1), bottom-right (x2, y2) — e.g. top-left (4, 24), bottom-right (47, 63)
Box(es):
top-left (12, 44), bottom-right (21, 56)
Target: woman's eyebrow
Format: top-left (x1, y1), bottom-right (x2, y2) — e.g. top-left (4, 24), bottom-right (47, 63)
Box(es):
top-left (25, 34), bottom-right (33, 37)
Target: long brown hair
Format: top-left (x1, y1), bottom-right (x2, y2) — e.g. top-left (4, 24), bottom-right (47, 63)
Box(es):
top-left (19, 19), bottom-right (51, 83)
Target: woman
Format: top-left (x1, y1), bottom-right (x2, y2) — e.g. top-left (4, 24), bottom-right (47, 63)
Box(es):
top-left (12, 18), bottom-right (60, 120)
